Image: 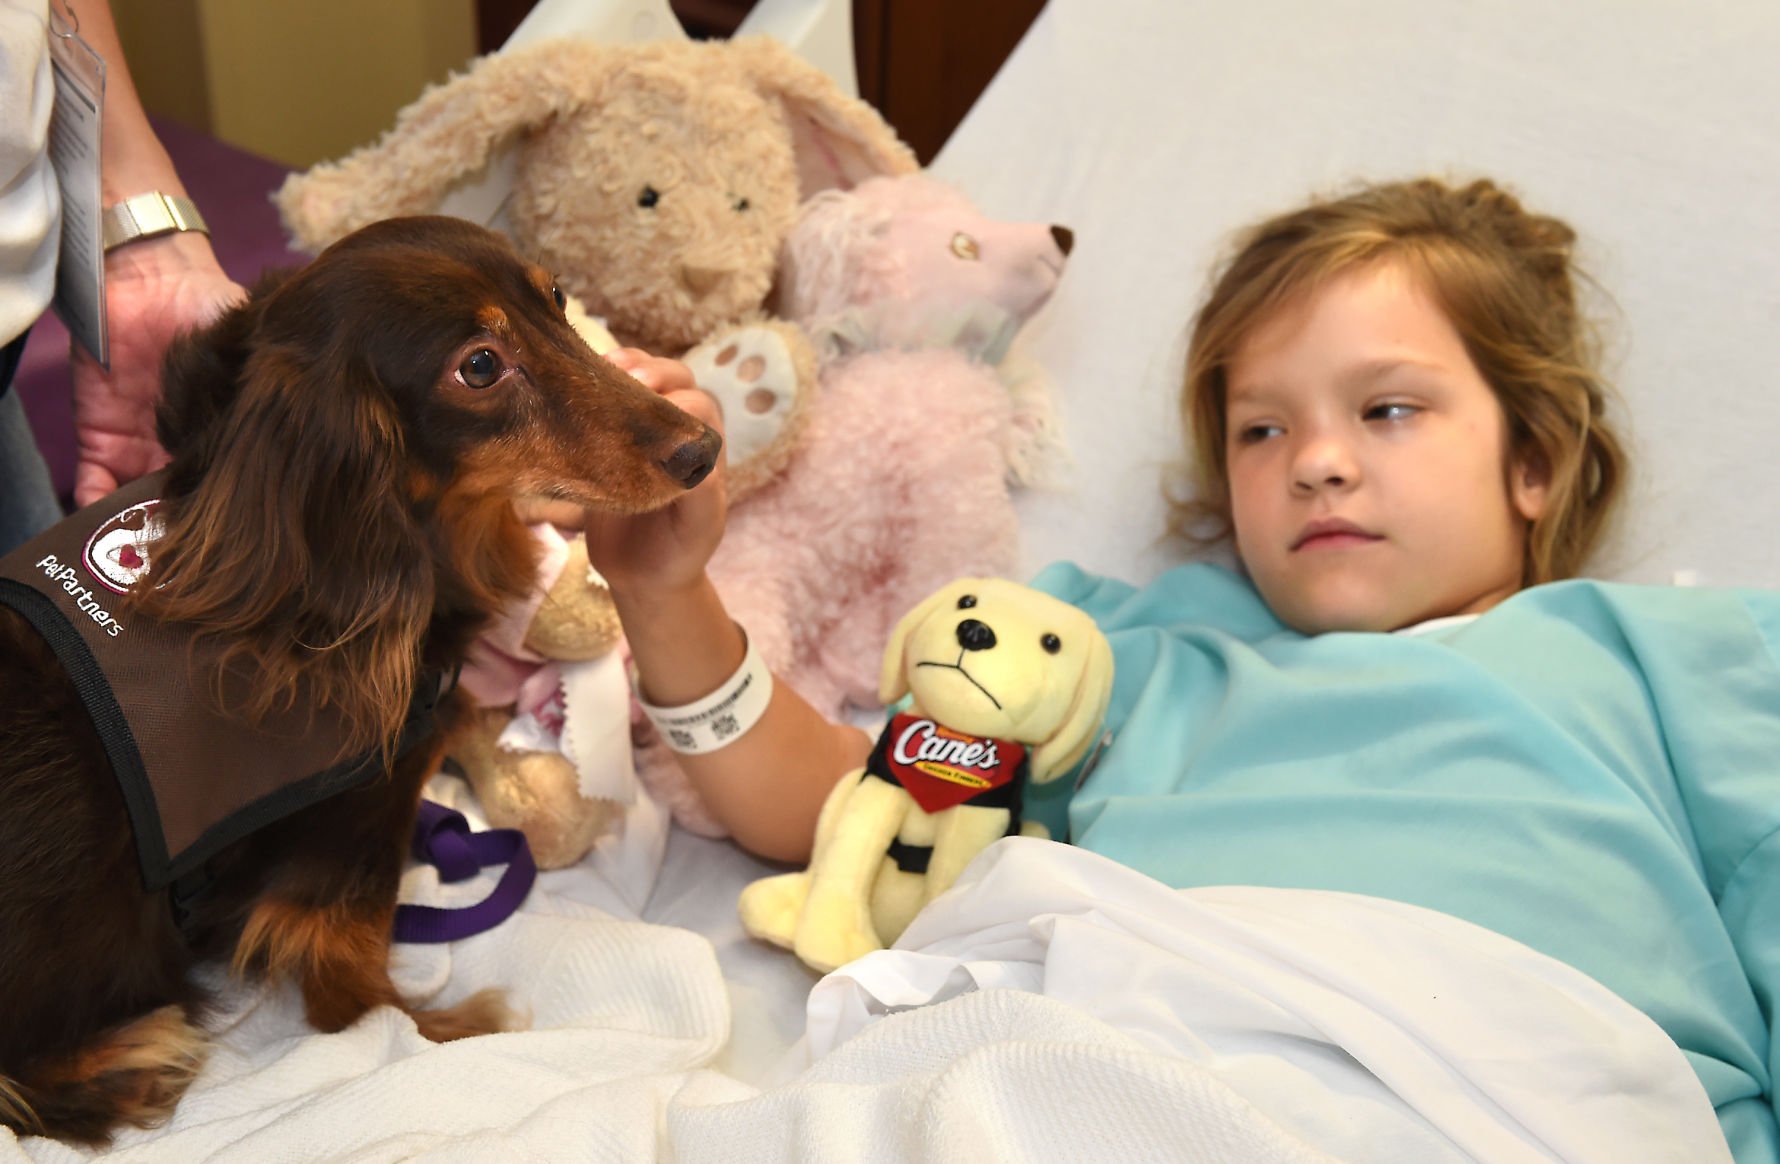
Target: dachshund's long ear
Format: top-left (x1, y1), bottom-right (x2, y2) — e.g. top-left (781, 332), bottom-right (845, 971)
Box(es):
top-left (274, 39), bottom-right (610, 252)
top-left (155, 269), bottom-right (295, 464)
top-left (1029, 627), bottom-right (1114, 785)
top-left (140, 344), bottom-right (431, 755)
top-left (727, 35), bottom-right (918, 199)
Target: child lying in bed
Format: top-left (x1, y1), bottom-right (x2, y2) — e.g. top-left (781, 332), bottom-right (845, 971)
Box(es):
top-left (587, 176), bottom-right (1777, 1161)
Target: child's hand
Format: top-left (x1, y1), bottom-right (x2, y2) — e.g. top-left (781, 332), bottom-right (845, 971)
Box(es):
top-left (583, 349), bottom-right (728, 597)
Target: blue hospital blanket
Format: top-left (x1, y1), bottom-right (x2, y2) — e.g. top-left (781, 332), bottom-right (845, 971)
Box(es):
top-left (1030, 561), bottom-right (1780, 1161)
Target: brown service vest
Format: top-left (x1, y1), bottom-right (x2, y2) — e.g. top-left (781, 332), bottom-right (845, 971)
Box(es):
top-left (0, 473), bottom-right (441, 893)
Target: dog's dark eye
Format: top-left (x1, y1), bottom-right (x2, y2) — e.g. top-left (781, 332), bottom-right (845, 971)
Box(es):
top-left (552, 285), bottom-right (567, 311)
top-left (1040, 633), bottom-right (1062, 655)
top-left (638, 185), bottom-right (661, 209)
top-left (957, 594), bottom-right (977, 610)
top-left (459, 348), bottom-right (502, 389)
top-left (733, 195), bottom-right (750, 212)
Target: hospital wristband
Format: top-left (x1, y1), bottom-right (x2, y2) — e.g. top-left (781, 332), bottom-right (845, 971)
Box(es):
top-left (638, 628), bottom-right (773, 755)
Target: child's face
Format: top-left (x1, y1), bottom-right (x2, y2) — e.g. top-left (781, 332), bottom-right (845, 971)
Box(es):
top-left (1223, 263), bottom-right (1548, 634)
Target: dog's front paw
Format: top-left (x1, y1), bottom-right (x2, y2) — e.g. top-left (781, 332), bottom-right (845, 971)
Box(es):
top-left (411, 987), bottom-right (524, 1042)
top-left (684, 320), bottom-right (815, 499)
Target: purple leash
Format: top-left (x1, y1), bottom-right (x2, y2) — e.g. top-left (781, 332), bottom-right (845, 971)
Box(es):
top-left (392, 800), bottom-right (536, 943)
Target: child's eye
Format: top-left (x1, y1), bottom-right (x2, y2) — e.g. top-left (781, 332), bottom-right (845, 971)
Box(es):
top-left (1364, 402), bottom-right (1420, 423)
top-left (1235, 422), bottom-right (1282, 445)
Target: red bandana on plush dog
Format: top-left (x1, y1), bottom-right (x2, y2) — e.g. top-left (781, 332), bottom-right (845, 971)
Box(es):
top-left (872, 711), bottom-right (1029, 814)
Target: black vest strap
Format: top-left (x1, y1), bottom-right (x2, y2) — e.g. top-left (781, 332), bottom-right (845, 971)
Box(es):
top-left (163, 667), bottom-right (455, 935)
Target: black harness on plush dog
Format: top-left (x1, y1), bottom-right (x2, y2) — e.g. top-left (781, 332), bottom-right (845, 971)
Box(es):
top-left (0, 473), bottom-right (446, 920)
top-left (864, 711), bottom-right (1028, 874)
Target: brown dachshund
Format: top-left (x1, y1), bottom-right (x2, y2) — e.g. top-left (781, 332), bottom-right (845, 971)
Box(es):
top-left (0, 216), bottom-right (719, 1144)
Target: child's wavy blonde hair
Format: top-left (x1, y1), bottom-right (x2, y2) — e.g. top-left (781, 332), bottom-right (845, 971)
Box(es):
top-left (1171, 177), bottom-right (1625, 585)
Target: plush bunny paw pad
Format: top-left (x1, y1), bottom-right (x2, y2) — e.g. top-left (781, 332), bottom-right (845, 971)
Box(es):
top-left (686, 325), bottom-right (807, 477)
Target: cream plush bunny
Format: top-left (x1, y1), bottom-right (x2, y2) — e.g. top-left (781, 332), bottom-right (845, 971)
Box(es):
top-left (738, 577), bottom-right (1113, 973)
top-left (276, 35), bottom-right (915, 493)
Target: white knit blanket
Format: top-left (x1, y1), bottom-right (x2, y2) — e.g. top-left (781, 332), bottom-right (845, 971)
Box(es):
top-left (4, 834), bottom-right (1727, 1163)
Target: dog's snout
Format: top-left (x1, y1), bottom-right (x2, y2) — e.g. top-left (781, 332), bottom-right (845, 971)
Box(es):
top-left (956, 618), bottom-right (997, 652)
top-left (661, 429), bottom-right (722, 489)
top-left (1050, 225), bottom-right (1075, 256)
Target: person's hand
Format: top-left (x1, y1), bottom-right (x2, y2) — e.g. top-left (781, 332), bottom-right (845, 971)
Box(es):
top-left (69, 232), bottom-right (245, 506)
top-left (581, 349), bottom-right (728, 597)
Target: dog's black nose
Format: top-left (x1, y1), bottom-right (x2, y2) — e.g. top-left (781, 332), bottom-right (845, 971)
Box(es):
top-left (1051, 225), bottom-right (1075, 256)
top-left (956, 618), bottom-right (997, 652)
top-left (661, 429), bottom-right (721, 489)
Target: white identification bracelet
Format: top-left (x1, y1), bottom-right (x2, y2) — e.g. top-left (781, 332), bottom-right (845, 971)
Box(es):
top-left (638, 629), bottom-right (773, 755)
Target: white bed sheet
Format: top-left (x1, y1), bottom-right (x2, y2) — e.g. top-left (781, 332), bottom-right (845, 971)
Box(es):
top-left (6, 834), bottom-right (1726, 1163)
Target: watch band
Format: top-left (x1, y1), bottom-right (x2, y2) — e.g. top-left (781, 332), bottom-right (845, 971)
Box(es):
top-left (101, 192), bottom-right (210, 253)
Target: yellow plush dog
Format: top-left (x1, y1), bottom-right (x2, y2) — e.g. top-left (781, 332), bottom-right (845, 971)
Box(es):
top-left (739, 577), bottom-right (1114, 972)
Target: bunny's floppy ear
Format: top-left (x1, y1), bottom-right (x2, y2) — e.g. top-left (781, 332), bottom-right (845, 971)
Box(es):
top-left (275, 39), bottom-right (612, 252)
top-left (726, 36), bottom-right (919, 199)
top-left (774, 183), bottom-right (887, 355)
top-left (876, 579), bottom-right (978, 707)
top-left (1029, 626), bottom-right (1115, 785)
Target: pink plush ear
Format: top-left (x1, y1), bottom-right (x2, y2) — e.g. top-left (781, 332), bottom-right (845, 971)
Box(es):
top-left (275, 39), bottom-right (612, 252)
top-left (727, 36), bottom-right (919, 198)
top-left (775, 182), bottom-right (902, 344)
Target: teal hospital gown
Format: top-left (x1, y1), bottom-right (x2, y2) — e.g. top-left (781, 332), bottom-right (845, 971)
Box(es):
top-left (1028, 561), bottom-right (1780, 1161)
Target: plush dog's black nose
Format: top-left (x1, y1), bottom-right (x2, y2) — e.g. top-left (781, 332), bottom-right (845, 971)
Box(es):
top-left (956, 618), bottom-right (997, 652)
top-left (1051, 225), bottom-right (1075, 256)
top-left (661, 429), bottom-right (721, 489)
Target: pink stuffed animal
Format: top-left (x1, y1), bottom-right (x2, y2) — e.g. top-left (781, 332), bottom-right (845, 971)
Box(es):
top-left (641, 173), bottom-right (1073, 835)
